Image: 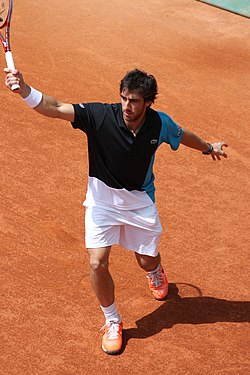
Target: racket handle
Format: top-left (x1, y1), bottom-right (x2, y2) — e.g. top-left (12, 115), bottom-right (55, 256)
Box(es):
top-left (5, 51), bottom-right (20, 91)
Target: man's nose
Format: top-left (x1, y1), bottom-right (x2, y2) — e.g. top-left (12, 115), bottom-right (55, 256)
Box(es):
top-left (124, 100), bottom-right (131, 110)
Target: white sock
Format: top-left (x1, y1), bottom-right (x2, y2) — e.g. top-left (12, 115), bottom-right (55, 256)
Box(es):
top-left (100, 302), bottom-right (121, 323)
top-left (147, 263), bottom-right (161, 275)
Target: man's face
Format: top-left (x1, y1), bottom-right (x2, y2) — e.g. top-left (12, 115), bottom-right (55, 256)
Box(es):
top-left (120, 89), bottom-right (151, 125)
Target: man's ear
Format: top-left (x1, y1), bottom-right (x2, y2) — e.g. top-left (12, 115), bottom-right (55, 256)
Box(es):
top-left (145, 100), bottom-right (152, 108)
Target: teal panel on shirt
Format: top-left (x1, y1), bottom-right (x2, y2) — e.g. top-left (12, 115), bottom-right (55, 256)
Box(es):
top-left (157, 111), bottom-right (184, 151)
top-left (197, 0), bottom-right (250, 18)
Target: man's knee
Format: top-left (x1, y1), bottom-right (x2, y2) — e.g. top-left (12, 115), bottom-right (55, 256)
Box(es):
top-left (89, 257), bottom-right (109, 273)
top-left (87, 247), bottom-right (111, 273)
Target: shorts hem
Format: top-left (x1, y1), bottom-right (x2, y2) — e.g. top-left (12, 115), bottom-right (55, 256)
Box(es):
top-left (120, 241), bottom-right (159, 257)
top-left (85, 241), bottom-right (117, 249)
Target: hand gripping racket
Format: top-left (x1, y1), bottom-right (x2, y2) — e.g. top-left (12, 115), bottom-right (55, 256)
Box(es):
top-left (0, 0), bottom-right (19, 90)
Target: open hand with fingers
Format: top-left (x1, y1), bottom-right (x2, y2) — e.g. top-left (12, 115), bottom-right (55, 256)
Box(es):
top-left (210, 142), bottom-right (228, 161)
top-left (180, 130), bottom-right (228, 160)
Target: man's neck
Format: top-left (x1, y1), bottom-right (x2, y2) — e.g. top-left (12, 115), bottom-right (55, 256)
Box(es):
top-left (125, 115), bottom-right (147, 136)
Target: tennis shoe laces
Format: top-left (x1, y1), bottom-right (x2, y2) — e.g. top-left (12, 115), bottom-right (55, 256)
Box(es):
top-left (100, 320), bottom-right (123, 355)
top-left (147, 265), bottom-right (168, 300)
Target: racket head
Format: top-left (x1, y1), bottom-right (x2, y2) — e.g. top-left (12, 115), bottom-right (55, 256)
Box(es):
top-left (0, 0), bottom-right (12, 29)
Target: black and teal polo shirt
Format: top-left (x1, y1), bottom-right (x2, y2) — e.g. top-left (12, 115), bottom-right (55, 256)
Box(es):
top-left (71, 102), bottom-right (183, 210)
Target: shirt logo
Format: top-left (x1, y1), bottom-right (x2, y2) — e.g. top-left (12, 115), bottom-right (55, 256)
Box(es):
top-left (150, 139), bottom-right (158, 144)
top-left (177, 125), bottom-right (182, 137)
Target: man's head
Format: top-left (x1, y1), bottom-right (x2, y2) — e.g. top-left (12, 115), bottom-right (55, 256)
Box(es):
top-left (120, 69), bottom-right (158, 127)
top-left (120, 68), bottom-right (158, 104)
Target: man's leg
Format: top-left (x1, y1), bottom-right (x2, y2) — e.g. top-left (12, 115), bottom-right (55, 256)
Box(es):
top-left (135, 252), bottom-right (168, 300)
top-left (87, 246), bottom-right (123, 355)
top-left (134, 251), bottom-right (161, 272)
top-left (87, 246), bottom-right (114, 307)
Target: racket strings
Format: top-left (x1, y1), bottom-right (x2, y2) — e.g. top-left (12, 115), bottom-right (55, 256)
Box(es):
top-left (0, 0), bottom-right (9, 27)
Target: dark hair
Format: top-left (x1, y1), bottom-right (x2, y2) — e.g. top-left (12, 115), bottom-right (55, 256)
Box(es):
top-left (120, 68), bottom-right (158, 103)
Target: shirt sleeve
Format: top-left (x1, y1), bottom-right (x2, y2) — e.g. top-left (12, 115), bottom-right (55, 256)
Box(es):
top-left (71, 102), bottom-right (107, 134)
top-left (157, 111), bottom-right (184, 150)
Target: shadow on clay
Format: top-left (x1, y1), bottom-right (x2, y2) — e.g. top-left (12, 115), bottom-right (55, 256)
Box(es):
top-left (121, 283), bottom-right (250, 351)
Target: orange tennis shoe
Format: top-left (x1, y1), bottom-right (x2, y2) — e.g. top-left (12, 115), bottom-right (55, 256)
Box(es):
top-left (101, 320), bottom-right (123, 355)
top-left (147, 265), bottom-right (169, 300)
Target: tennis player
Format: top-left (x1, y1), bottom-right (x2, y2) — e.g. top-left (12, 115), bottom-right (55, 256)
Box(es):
top-left (4, 68), bottom-right (228, 355)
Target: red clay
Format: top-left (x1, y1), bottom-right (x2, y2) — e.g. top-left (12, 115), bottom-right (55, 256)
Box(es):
top-left (1, 0), bottom-right (249, 374)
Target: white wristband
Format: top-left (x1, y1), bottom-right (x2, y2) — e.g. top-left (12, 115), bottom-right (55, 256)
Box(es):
top-left (23, 86), bottom-right (43, 108)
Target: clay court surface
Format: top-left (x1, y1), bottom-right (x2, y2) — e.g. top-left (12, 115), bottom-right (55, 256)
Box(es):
top-left (0, 0), bottom-right (249, 373)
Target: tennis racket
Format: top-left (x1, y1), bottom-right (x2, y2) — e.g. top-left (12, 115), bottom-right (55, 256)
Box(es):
top-left (0, 0), bottom-right (19, 90)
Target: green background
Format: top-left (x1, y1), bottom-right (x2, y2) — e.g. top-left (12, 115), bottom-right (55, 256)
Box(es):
top-left (198, 0), bottom-right (250, 17)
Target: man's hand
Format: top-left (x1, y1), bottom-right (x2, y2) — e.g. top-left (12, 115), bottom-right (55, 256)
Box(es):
top-left (210, 142), bottom-right (228, 161)
top-left (181, 130), bottom-right (228, 161)
top-left (4, 68), bottom-right (31, 98)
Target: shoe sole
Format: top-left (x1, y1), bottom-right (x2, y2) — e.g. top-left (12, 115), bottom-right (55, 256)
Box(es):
top-left (102, 343), bottom-right (122, 355)
top-left (153, 294), bottom-right (168, 301)
top-left (152, 288), bottom-right (169, 300)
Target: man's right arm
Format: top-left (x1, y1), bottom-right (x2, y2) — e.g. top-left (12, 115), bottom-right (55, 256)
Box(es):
top-left (4, 68), bottom-right (75, 123)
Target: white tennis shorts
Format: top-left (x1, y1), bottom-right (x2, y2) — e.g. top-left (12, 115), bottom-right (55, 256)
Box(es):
top-left (85, 204), bottom-right (162, 257)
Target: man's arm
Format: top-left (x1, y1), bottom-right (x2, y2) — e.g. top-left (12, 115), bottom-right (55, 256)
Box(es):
top-left (181, 129), bottom-right (228, 161)
top-left (4, 68), bottom-right (74, 122)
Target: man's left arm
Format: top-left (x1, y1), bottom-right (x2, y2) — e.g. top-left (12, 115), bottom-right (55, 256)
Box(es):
top-left (181, 129), bottom-right (228, 161)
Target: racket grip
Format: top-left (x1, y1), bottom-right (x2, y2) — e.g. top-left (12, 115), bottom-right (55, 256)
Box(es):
top-left (5, 51), bottom-right (20, 91)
